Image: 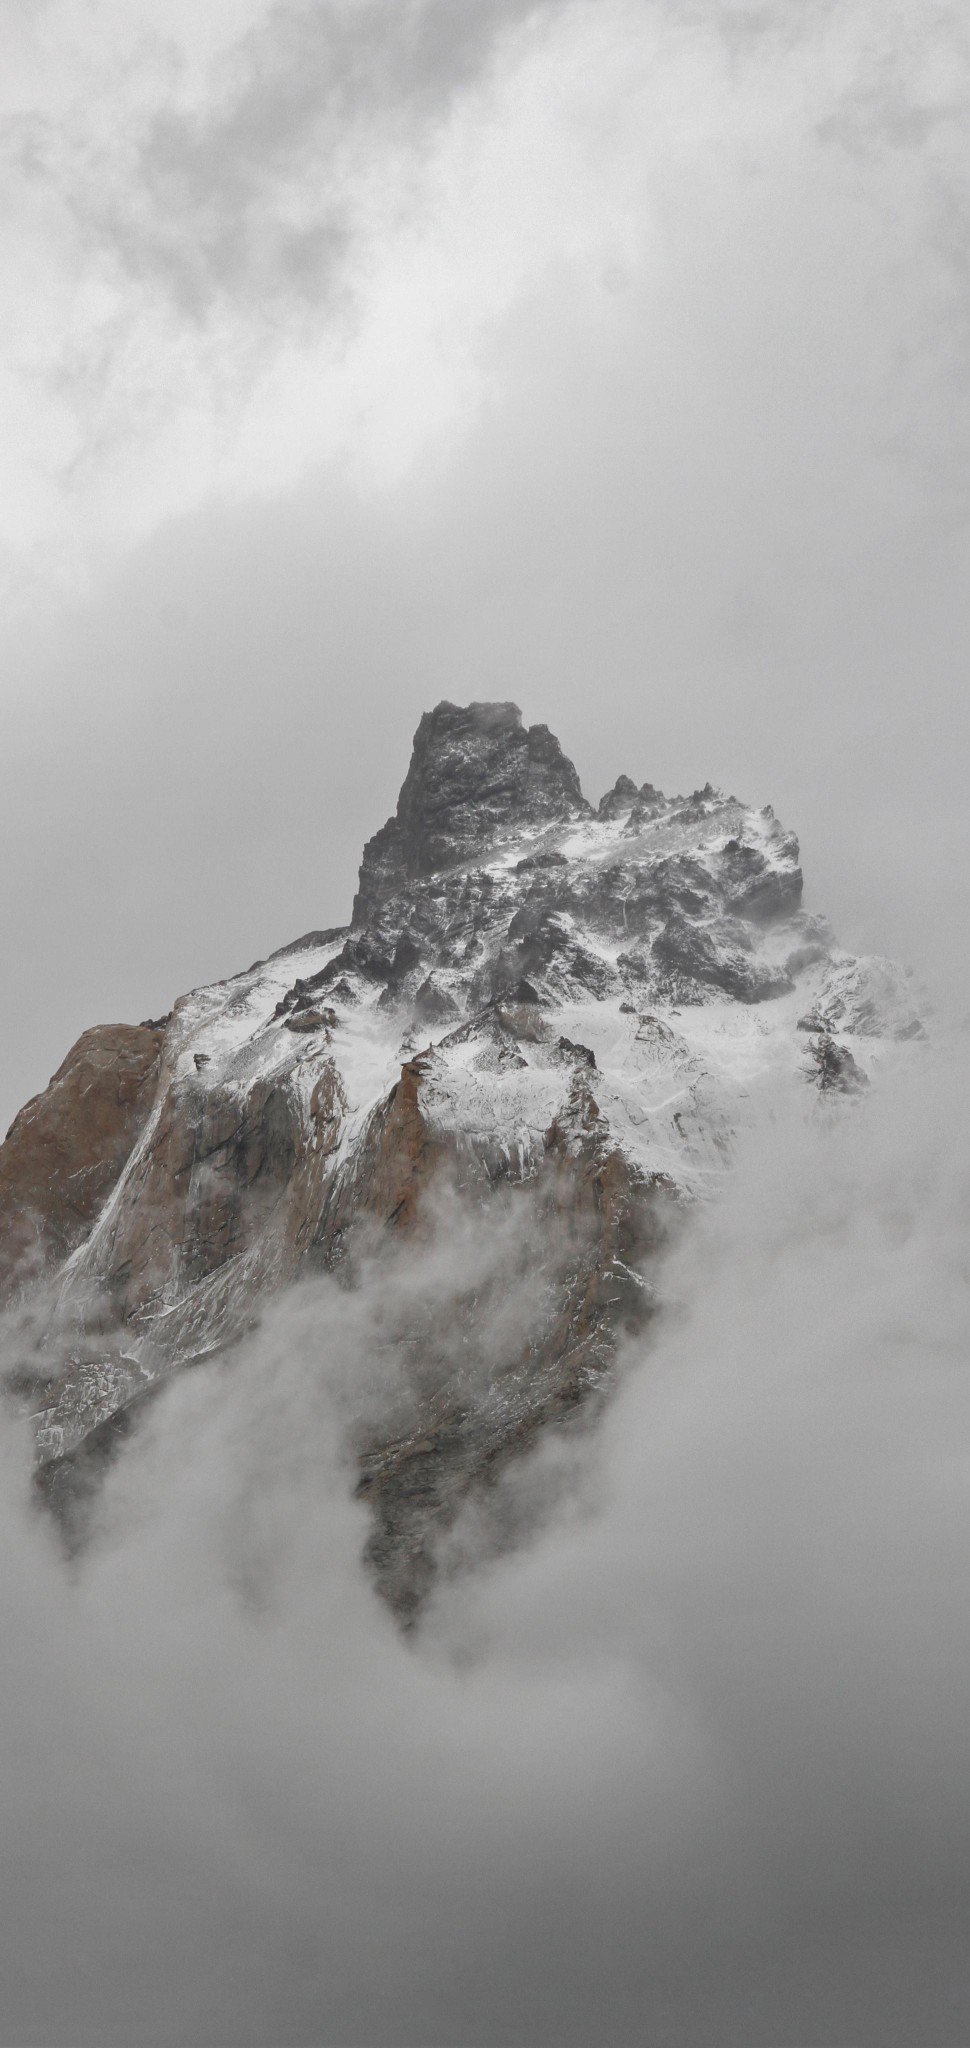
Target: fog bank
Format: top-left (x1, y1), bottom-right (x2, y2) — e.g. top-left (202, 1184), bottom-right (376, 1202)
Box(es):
top-left (0, 1033), bottom-right (967, 2045)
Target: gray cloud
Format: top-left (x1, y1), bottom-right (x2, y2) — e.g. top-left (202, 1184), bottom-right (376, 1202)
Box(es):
top-left (10, 0), bottom-right (560, 324)
top-left (8, 0), bottom-right (967, 415)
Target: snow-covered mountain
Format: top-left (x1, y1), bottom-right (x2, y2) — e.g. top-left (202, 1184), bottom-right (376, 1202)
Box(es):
top-left (0, 701), bottom-right (924, 1617)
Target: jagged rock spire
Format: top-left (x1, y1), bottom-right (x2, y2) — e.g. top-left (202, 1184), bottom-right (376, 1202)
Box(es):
top-left (353, 700), bottom-right (589, 921)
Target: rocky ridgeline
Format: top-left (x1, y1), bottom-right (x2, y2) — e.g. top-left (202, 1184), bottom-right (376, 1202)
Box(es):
top-left (0, 702), bottom-right (923, 1618)
top-left (291, 699), bottom-right (807, 1022)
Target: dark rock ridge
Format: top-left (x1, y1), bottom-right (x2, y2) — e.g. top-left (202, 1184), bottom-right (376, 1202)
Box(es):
top-left (352, 700), bottom-right (588, 920)
top-left (296, 702), bottom-right (807, 1027)
top-left (807, 1033), bottom-right (869, 1094)
top-left (0, 701), bottom-right (920, 1619)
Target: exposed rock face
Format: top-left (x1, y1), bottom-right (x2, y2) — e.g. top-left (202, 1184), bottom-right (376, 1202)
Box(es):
top-left (358, 1076), bottom-right (670, 1622)
top-left (0, 1024), bottom-right (164, 1296)
top-left (0, 701), bottom-right (922, 1619)
top-left (353, 700), bottom-right (588, 919)
top-left (806, 1033), bottom-right (869, 1094)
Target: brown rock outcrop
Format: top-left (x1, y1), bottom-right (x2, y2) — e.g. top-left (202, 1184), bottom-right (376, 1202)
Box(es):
top-left (0, 1024), bottom-right (164, 1298)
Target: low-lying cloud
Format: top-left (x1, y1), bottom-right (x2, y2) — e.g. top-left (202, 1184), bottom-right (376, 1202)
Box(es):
top-left (0, 1030), bottom-right (967, 2046)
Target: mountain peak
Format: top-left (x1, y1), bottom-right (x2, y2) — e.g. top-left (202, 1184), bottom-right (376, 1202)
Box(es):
top-left (353, 699), bottom-right (589, 921)
top-left (0, 698), bottom-right (923, 1625)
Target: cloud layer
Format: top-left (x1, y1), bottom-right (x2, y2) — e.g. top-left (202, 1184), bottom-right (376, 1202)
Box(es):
top-left (4, 0), bottom-right (969, 579)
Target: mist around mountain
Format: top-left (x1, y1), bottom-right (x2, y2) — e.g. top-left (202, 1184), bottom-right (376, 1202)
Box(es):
top-left (0, 704), bottom-right (967, 2047)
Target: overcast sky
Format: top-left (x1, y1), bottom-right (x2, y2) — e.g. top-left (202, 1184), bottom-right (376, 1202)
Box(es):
top-left (2, 0), bottom-right (969, 1130)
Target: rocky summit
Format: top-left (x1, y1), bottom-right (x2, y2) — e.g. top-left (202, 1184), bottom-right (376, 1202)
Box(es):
top-left (0, 701), bottom-right (924, 1619)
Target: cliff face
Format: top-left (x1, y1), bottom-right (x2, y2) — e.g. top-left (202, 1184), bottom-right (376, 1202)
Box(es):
top-left (0, 1025), bottom-right (165, 1296)
top-left (0, 701), bottom-right (923, 1617)
top-left (352, 699), bottom-right (588, 920)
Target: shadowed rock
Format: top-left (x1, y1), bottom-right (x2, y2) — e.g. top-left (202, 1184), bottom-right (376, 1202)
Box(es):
top-left (353, 699), bottom-right (589, 918)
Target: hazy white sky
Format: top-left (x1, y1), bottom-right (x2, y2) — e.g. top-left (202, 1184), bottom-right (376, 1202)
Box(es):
top-left (2, 0), bottom-right (969, 1123)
